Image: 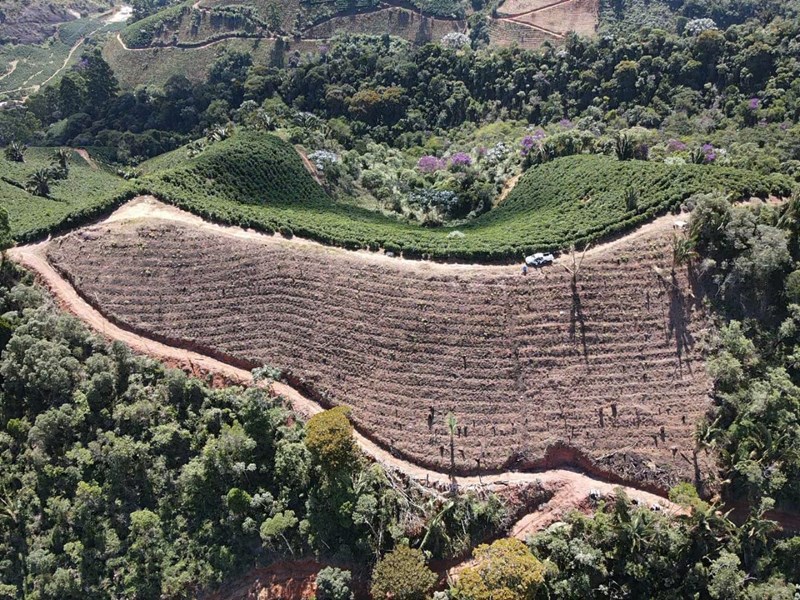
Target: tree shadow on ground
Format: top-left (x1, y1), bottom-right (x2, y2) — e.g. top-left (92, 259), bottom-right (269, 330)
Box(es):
top-left (666, 271), bottom-right (695, 375)
top-left (568, 280), bottom-right (588, 363)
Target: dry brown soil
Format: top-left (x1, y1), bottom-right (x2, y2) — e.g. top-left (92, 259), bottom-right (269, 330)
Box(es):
top-left (41, 197), bottom-right (713, 492)
top-left (489, 0), bottom-right (598, 48)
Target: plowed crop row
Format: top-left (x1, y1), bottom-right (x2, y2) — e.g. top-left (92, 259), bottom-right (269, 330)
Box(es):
top-left (48, 215), bottom-right (713, 490)
top-left (514, 0), bottom-right (598, 37)
top-left (487, 18), bottom-right (554, 49)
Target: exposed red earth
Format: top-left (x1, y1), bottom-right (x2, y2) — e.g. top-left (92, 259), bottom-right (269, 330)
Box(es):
top-left (38, 197), bottom-right (713, 493)
top-left (489, 0), bottom-right (598, 48)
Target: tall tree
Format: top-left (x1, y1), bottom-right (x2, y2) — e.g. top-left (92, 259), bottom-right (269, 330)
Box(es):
top-left (80, 50), bottom-right (119, 116)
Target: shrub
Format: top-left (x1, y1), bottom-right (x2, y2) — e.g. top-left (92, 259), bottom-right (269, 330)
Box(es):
top-left (305, 407), bottom-right (357, 471)
top-left (450, 538), bottom-right (544, 600)
top-left (370, 546), bottom-right (437, 600)
top-left (316, 567), bottom-right (354, 600)
top-left (784, 270), bottom-right (800, 305)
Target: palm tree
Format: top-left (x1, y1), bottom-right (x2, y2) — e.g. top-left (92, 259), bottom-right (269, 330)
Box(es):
top-left (26, 169), bottom-right (51, 197)
top-left (253, 110), bottom-right (276, 131)
top-left (446, 412), bottom-right (457, 472)
top-left (206, 125), bottom-right (231, 143)
top-left (4, 141), bottom-right (26, 163)
top-left (52, 149), bottom-right (70, 179)
top-left (614, 132), bottom-right (633, 161)
top-left (672, 234), bottom-right (698, 274)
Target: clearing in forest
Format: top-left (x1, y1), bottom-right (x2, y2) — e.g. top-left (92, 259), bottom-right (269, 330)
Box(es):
top-left (490, 0), bottom-right (599, 48)
top-left (46, 197), bottom-right (715, 491)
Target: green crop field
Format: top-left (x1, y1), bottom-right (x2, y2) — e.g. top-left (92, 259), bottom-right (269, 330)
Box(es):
top-left (0, 147), bottom-right (131, 241)
top-left (1, 133), bottom-right (791, 258)
top-left (140, 132), bottom-right (792, 261)
top-left (0, 14), bottom-right (123, 100)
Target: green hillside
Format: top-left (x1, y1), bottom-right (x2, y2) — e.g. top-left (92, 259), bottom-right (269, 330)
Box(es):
top-left (141, 132), bottom-right (791, 260)
top-left (0, 147), bottom-right (131, 240)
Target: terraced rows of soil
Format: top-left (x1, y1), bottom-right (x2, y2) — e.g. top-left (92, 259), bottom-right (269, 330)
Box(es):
top-left (304, 7), bottom-right (465, 44)
top-left (47, 204), bottom-right (713, 490)
top-left (486, 18), bottom-right (554, 49)
top-left (489, 0), bottom-right (598, 48)
top-left (513, 0), bottom-right (597, 37)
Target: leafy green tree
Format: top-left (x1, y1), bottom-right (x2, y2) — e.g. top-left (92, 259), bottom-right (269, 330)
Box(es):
top-left (122, 510), bottom-right (166, 600)
top-left (81, 50), bottom-right (119, 116)
top-left (370, 546), bottom-right (437, 600)
top-left (260, 510), bottom-right (299, 555)
top-left (304, 407), bottom-right (358, 472)
top-left (58, 74), bottom-right (86, 116)
top-left (315, 566), bottom-right (354, 600)
top-left (0, 207), bottom-right (13, 264)
top-left (451, 538), bottom-right (545, 600)
top-left (708, 550), bottom-right (746, 600)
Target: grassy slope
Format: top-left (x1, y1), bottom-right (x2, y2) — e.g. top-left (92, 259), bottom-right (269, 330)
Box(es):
top-left (102, 36), bottom-right (283, 89)
top-left (140, 132), bottom-right (792, 260)
top-left (0, 148), bottom-right (131, 240)
top-left (2, 133), bottom-right (790, 258)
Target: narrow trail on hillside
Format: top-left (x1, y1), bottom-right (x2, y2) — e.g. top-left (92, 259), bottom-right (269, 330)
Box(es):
top-left (73, 148), bottom-right (98, 169)
top-left (116, 31), bottom-right (329, 52)
top-left (497, 0), bottom-right (577, 19)
top-left (0, 60), bottom-right (19, 83)
top-left (2, 34), bottom-right (95, 100)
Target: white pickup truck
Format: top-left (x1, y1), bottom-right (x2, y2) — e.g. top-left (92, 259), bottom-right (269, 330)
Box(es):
top-left (525, 252), bottom-right (555, 267)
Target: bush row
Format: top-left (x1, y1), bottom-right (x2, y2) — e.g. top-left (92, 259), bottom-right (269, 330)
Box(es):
top-left (141, 132), bottom-right (792, 262)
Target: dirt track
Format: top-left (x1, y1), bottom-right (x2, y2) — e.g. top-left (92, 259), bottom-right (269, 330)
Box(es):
top-left (8, 199), bottom-right (688, 539)
top-left (44, 197), bottom-right (714, 492)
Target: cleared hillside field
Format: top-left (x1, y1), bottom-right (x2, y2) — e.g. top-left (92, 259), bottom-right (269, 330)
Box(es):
top-left (303, 7), bottom-right (465, 44)
top-left (141, 133), bottom-right (792, 262)
top-left (496, 0), bottom-right (561, 16)
top-left (515, 0), bottom-right (598, 37)
top-left (103, 36), bottom-right (287, 88)
top-left (47, 201), bottom-right (713, 489)
top-left (489, 0), bottom-right (598, 47)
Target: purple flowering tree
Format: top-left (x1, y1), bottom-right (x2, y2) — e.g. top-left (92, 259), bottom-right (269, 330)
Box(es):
top-left (520, 135), bottom-right (537, 157)
top-left (667, 139), bottom-right (687, 153)
top-left (417, 155), bottom-right (443, 173)
top-left (449, 152), bottom-right (472, 169)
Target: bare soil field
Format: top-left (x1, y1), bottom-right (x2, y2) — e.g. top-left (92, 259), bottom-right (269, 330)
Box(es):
top-left (514, 0), bottom-right (598, 37)
top-left (496, 0), bottom-right (565, 16)
top-left (45, 198), bottom-right (712, 491)
top-left (489, 0), bottom-right (598, 48)
top-left (486, 18), bottom-right (555, 49)
top-left (304, 7), bottom-right (465, 44)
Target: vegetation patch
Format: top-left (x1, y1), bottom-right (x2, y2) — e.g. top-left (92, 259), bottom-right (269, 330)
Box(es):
top-left (0, 147), bottom-right (131, 241)
top-left (141, 132), bottom-right (791, 261)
